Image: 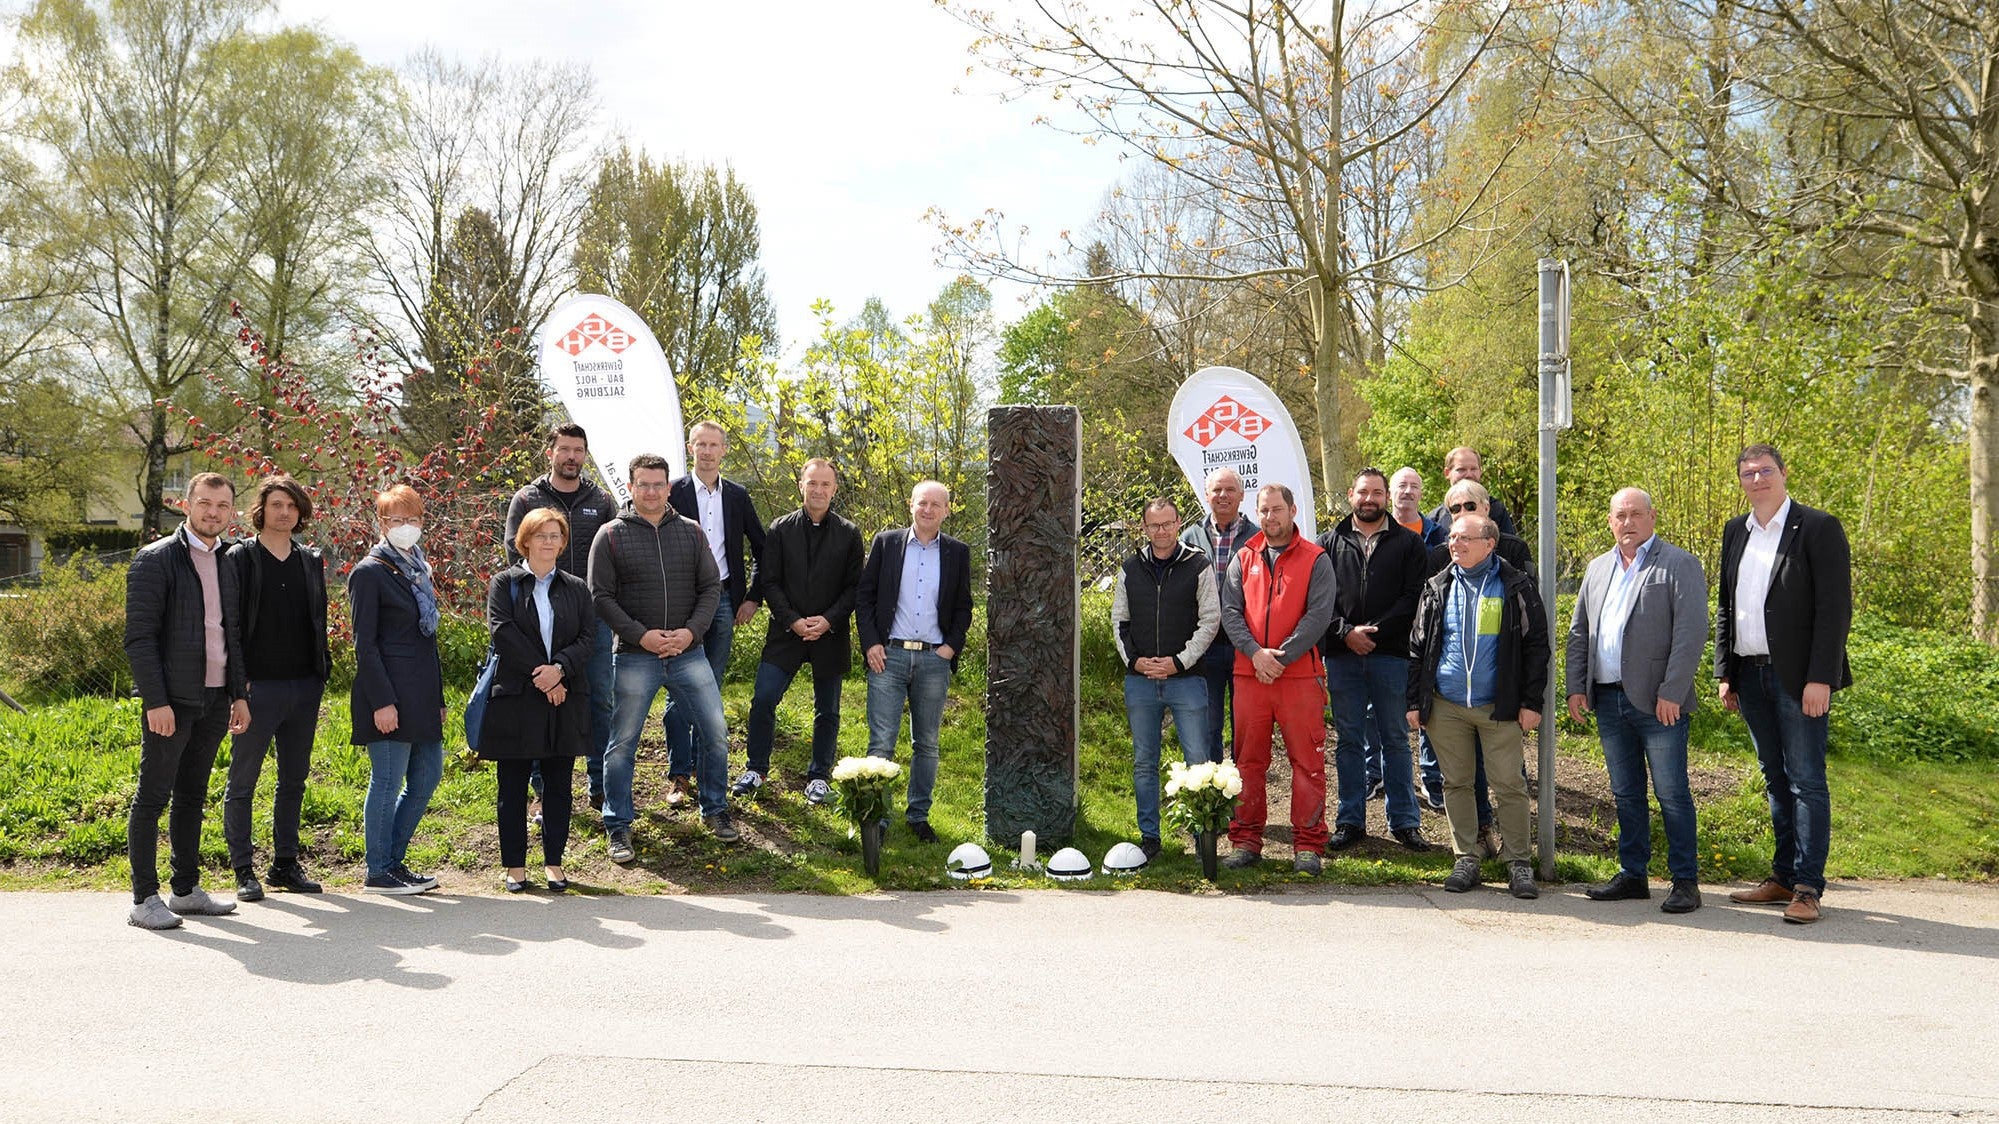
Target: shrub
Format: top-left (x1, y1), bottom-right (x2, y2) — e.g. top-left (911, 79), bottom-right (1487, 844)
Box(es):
top-left (0, 559), bottom-right (131, 701)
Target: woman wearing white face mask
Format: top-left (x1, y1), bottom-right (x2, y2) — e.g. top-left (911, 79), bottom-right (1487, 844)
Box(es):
top-left (348, 484), bottom-right (448, 894)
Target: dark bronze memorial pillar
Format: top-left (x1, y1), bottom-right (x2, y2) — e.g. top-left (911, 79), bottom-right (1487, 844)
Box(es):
top-left (984, 405), bottom-right (1081, 844)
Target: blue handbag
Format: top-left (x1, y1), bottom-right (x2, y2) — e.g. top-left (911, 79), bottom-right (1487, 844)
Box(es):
top-left (463, 648), bottom-right (499, 751)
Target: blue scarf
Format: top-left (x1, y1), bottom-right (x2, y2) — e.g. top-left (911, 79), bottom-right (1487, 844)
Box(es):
top-left (371, 541), bottom-right (439, 637)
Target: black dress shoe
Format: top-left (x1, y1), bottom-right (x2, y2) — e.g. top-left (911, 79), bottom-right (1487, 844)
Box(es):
top-left (909, 820), bottom-right (939, 843)
top-left (234, 867), bottom-right (264, 903)
top-left (265, 860), bottom-right (321, 894)
top-left (505, 876), bottom-right (532, 893)
top-left (1328, 824), bottom-right (1367, 851)
top-left (545, 878), bottom-right (571, 893)
top-left (1661, 879), bottom-right (1703, 914)
top-left (1391, 827), bottom-right (1431, 853)
top-left (1584, 871), bottom-right (1652, 901)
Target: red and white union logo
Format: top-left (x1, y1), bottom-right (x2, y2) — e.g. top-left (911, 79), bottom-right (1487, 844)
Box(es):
top-left (556, 312), bottom-right (635, 356)
top-left (1182, 395), bottom-right (1271, 447)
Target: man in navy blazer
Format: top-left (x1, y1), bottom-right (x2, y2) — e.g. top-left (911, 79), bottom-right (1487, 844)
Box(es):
top-left (1566, 487), bottom-right (1709, 915)
top-left (1715, 444), bottom-right (1852, 925)
top-left (856, 480), bottom-right (974, 842)
top-left (663, 419), bottom-right (766, 804)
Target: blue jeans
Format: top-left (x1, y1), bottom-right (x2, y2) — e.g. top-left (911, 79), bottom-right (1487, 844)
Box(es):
top-left (866, 645), bottom-right (952, 823)
top-left (1197, 642), bottom-right (1236, 760)
top-left (665, 593), bottom-right (733, 778)
top-left (1595, 685), bottom-right (1698, 881)
top-left (745, 658), bottom-right (844, 780)
top-left (609, 649), bottom-right (729, 824)
top-left (364, 738), bottom-right (443, 877)
top-left (1328, 651), bottom-right (1418, 830)
top-left (1734, 662), bottom-right (1831, 894)
top-left (1124, 673), bottom-right (1214, 840)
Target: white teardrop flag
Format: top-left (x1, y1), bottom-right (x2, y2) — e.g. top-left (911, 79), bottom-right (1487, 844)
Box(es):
top-left (1167, 366), bottom-right (1317, 539)
top-left (536, 294), bottom-right (684, 507)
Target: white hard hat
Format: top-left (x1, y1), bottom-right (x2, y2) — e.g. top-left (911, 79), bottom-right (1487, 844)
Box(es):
top-left (947, 842), bottom-right (992, 880)
top-left (1046, 847), bottom-right (1092, 881)
top-left (1101, 841), bottom-right (1148, 874)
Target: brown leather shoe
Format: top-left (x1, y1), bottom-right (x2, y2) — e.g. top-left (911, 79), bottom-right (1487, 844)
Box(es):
top-left (1783, 889), bottom-right (1822, 924)
top-left (664, 775), bottom-right (690, 808)
top-left (1728, 878), bottom-right (1793, 904)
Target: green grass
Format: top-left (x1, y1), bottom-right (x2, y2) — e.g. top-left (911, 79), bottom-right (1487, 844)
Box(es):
top-left (3, 601), bottom-right (1995, 892)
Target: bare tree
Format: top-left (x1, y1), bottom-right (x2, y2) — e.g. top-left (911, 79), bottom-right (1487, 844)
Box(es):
top-left (941, 0), bottom-right (1547, 493)
top-left (368, 49), bottom-right (599, 423)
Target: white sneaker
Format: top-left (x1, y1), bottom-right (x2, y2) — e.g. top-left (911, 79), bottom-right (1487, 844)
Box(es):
top-left (730, 770), bottom-right (764, 798)
top-left (128, 894), bottom-right (182, 930)
top-left (804, 778), bottom-right (831, 805)
top-left (165, 886), bottom-right (236, 916)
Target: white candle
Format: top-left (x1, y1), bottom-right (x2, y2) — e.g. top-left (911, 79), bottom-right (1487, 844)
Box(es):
top-left (1020, 830), bottom-right (1037, 867)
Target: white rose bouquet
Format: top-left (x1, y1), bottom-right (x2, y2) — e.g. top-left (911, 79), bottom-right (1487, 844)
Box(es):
top-left (1163, 759), bottom-right (1243, 838)
top-left (830, 754), bottom-right (904, 837)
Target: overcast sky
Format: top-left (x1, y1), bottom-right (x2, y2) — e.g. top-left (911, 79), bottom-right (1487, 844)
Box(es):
top-left (276, 0), bottom-right (1128, 356)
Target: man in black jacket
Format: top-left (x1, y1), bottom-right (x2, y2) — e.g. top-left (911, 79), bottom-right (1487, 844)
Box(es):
top-left (1716, 443), bottom-right (1852, 925)
top-left (1318, 468), bottom-right (1430, 853)
top-left (1113, 498), bottom-right (1219, 858)
top-left (665, 420), bottom-right (766, 805)
top-left (122, 472), bottom-right (251, 929)
top-left (589, 454), bottom-right (737, 858)
top-left (1427, 446), bottom-right (1518, 537)
top-left (505, 423), bottom-right (618, 806)
top-left (857, 480), bottom-right (974, 842)
top-left (222, 475), bottom-right (331, 902)
top-left (1406, 514), bottom-right (1550, 899)
top-left (737, 459), bottom-right (864, 805)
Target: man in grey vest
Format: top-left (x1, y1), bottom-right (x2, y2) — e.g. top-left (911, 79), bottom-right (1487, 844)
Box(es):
top-left (1566, 488), bottom-right (1708, 915)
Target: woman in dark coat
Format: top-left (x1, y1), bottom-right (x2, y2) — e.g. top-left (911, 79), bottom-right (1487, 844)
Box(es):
top-left (483, 507), bottom-right (595, 892)
top-left (349, 484), bottom-right (448, 895)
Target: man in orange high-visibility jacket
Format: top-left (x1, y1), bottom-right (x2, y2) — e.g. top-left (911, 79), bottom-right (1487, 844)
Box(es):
top-left (1218, 483), bottom-right (1338, 875)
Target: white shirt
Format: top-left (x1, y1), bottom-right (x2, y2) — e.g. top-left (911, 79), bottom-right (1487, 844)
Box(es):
top-left (1592, 534), bottom-right (1655, 684)
top-left (1732, 498), bottom-right (1791, 657)
top-left (531, 569), bottom-right (557, 660)
top-left (693, 475), bottom-right (729, 582)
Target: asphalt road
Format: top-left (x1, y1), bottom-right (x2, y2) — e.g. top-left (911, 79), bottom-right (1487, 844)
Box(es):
top-left (7, 881), bottom-right (1996, 1122)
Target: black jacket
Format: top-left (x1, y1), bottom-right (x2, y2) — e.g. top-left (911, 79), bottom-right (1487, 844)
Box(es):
top-left (759, 507), bottom-right (865, 674)
top-left (1115, 542), bottom-right (1214, 674)
top-left (1407, 557), bottom-right (1550, 723)
top-left (479, 565), bottom-right (595, 761)
top-left (669, 474), bottom-right (766, 608)
top-left (1316, 516), bottom-right (1426, 659)
top-left (123, 529), bottom-right (248, 709)
top-left (347, 546), bottom-right (444, 746)
top-left (1715, 500), bottom-right (1853, 696)
top-left (587, 507), bottom-right (722, 655)
top-left (504, 475), bottom-right (618, 578)
top-left (225, 537), bottom-right (330, 681)
top-left (857, 527), bottom-right (974, 670)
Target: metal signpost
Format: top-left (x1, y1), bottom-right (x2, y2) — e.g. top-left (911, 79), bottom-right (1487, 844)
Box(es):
top-left (1536, 259), bottom-right (1571, 881)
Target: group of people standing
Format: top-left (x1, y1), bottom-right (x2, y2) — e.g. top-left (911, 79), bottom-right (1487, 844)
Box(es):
top-left (1113, 443), bottom-right (1851, 922)
top-left (120, 419), bottom-right (975, 927)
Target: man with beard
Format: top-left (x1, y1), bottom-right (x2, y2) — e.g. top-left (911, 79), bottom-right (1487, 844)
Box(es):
top-left (1318, 468), bottom-right (1430, 853)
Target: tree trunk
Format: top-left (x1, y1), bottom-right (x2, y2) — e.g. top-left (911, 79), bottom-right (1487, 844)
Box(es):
top-left (1311, 287), bottom-right (1346, 501)
top-left (1970, 302), bottom-right (1998, 643)
top-left (141, 406), bottom-right (170, 540)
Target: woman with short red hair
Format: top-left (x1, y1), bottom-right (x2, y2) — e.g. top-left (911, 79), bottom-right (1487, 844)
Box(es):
top-left (348, 484), bottom-right (446, 894)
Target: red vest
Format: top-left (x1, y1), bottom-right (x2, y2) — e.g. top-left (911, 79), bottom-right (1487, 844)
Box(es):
top-left (1233, 531), bottom-right (1325, 680)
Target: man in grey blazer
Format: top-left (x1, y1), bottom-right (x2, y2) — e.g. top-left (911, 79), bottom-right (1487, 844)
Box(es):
top-left (1565, 488), bottom-right (1708, 914)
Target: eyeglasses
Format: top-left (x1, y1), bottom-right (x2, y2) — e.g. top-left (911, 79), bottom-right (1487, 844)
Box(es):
top-left (1738, 466), bottom-right (1780, 482)
top-left (530, 530), bottom-right (566, 542)
top-left (1446, 533), bottom-right (1494, 544)
top-left (630, 481), bottom-right (669, 492)
top-left (1446, 501), bottom-right (1481, 514)
top-left (1142, 521), bottom-right (1179, 533)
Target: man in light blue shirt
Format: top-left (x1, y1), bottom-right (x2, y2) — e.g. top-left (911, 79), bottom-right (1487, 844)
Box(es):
top-left (1566, 488), bottom-right (1709, 914)
top-left (856, 481), bottom-right (975, 843)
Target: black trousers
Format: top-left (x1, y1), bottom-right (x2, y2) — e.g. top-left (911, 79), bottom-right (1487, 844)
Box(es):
top-left (223, 677), bottom-right (325, 870)
top-left (129, 687), bottom-right (230, 903)
top-left (497, 756), bottom-right (572, 868)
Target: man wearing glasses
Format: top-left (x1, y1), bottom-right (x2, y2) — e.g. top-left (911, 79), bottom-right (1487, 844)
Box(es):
top-left (1716, 444), bottom-right (1852, 924)
top-left (1113, 498), bottom-right (1220, 859)
top-left (1406, 513), bottom-right (1551, 899)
